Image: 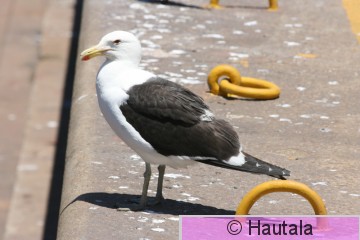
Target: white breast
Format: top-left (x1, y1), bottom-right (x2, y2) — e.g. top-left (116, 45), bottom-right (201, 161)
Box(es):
top-left (95, 61), bottom-right (195, 168)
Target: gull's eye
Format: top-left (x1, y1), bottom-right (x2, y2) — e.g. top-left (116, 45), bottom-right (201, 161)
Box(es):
top-left (113, 39), bottom-right (121, 45)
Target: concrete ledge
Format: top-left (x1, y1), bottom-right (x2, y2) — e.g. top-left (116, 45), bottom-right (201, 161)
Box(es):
top-left (0, 0), bottom-right (74, 239)
top-left (57, 0), bottom-right (360, 239)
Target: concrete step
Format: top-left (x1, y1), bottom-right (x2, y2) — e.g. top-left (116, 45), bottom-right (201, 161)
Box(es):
top-left (0, 0), bottom-right (50, 237)
top-left (0, 0), bottom-right (75, 239)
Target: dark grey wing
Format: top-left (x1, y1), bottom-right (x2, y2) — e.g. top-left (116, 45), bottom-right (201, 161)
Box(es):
top-left (120, 77), bottom-right (240, 159)
top-left (125, 77), bottom-right (210, 126)
top-left (121, 77), bottom-right (290, 179)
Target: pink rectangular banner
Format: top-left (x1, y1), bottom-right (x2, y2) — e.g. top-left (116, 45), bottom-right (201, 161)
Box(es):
top-left (181, 216), bottom-right (359, 239)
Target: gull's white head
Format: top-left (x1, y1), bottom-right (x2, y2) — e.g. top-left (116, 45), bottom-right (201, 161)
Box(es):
top-left (80, 31), bottom-right (142, 65)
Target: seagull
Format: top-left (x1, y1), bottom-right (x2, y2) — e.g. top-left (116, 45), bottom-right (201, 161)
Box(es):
top-left (80, 31), bottom-right (290, 210)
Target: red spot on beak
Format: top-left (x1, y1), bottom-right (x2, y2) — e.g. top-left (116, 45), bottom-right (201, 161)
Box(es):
top-left (82, 55), bottom-right (90, 61)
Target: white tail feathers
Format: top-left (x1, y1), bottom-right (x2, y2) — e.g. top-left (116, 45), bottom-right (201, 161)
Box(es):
top-left (225, 152), bottom-right (246, 166)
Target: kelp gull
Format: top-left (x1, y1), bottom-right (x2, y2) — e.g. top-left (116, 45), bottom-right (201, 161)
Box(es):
top-left (80, 31), bottom-right (290, 210)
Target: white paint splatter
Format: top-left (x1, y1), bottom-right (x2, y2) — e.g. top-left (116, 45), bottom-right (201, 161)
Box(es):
top-left (165, 173), bottom-right (190, 179)
top-left (152, 219), bottom-right (166, 224)
top-left (179, 79), bottom-right (202, 85)
top-left (165, 72), bottom-right (183, 78)
top-left (279, 118), bottom-right (292, 123)
top-left (202, 34), bottom-right (224, 39)
top-left (187, 197), bottom-right (200, 201)
top-left (244, 21), bottom-right (257, 26)
top-left (144, 15), bottom-right (157, 20)
top-left (151, 227), bottom-right (165, 232)
top-left (130, 154), bottom-right (141, 161)
top-left (229, 52), bottom-right (249, 58)
top-left (181, 193), bottom-right (191, 197)
top-left (328, 81), bottom-right (339, 85)
top-left (233, 30), bottom-right (244, 35)
top-left (138, 216), bottom-right (149, 223)
top-left (142, 59), bottom-right (159, 63)
top-left (168, 217), bottom-right (179, 221)
top-left (320, 116), bottom-right (329, 119)
top-left (108, 176), bottom-right (119, 179)
top-left (296, 86), bottom-right (306, 91)
top-left (300, 114), bottom-right (311, 119)
top-left (284, 41), bottom-right (300, 46)
top-left (269, 114), bottom-right (279, 118)
top-left (349, 194), bottom-right (360, 197)
top-left (277, 103), bottom-right (291, 108)
top-left (169, 49), bottom-right (186, 55)
top-left (91, 161), bottom-right (103, 165)
top-left (150, 35), bottom-right (163, 40)
top-left (119, 186), bottom-right (129, 189)
top-left (312, 182), bottom-right (327, 186)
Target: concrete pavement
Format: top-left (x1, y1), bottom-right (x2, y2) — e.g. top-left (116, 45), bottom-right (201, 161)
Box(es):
top-left (0, 0), bottom-right (50, 236)
top-left (0, 0), bottom-right (75, 239)
top-left (57, 0), bottom-right (360, 239)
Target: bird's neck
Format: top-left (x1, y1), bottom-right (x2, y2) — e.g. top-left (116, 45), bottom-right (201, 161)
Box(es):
top-left (96, 59), bottom-right (154, 93)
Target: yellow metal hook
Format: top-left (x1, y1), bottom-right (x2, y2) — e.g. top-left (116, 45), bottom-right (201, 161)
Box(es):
top-left (207, 64), bottom-right (280, 100)
top-left (206, 0), bottom-right (278, 10)
top-left (235, 180), bottom-right (329, 229)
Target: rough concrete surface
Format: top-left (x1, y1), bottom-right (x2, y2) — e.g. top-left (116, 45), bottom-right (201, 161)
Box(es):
top-left (58, 0), bottom-right (360, 239)
top-left (0, 0), bottom-right (74, 239)
top-left (0, 0), bottom-right (50, 237)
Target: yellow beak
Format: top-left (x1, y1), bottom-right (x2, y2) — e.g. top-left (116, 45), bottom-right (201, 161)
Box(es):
top-left (80, 45), bottom-right (110, 61)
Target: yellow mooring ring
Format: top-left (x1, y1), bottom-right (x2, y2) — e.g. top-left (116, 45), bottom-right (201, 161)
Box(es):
top-left (206, 0), bottom-right (278, 10)
top-left (207, 64), bottom-right (281, 100)
top-left (236, 180), bottom-right (329, 230)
